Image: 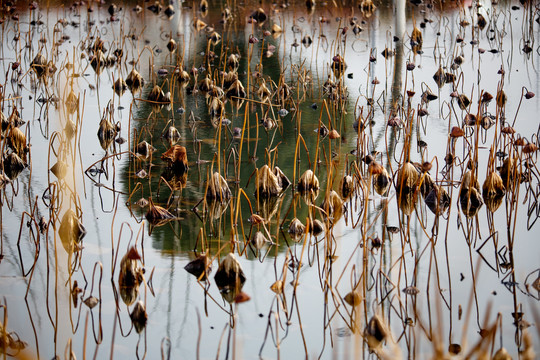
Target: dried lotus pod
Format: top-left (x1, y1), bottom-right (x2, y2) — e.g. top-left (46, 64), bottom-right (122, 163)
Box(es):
top-left (410, 25), bottom-right (423, 53)
top-left (499, 157), bottom-right (518, 192)
top-left (493, 347), bottom-right (511, 360)
top-left (147, 85), bottom-right (169, 104)
top-left (175, 67), bottom-right (190, 86)
top-left (194, 18), bottom-right (207, 31)
top-left (65, 91), bottom-right (79, 114)
top-left (167, 38), bottom-right (177, 52)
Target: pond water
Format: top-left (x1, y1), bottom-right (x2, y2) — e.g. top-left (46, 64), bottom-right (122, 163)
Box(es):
top-left (0, 0), bottom-right (539, 358)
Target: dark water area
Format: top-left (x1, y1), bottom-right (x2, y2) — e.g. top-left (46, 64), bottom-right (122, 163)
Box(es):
top-left (0, 0), bottom-right (539, 359)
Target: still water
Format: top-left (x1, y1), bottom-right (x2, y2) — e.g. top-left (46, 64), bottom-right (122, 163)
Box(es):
top-left (0, 0), bottom-right (539, 358)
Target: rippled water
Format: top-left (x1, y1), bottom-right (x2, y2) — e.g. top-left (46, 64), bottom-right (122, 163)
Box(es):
top-left (0, 0), bottom-right (539, 359)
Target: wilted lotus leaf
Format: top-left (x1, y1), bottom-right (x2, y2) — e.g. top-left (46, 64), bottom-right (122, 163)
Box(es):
top-left (215, 253), bottom-right (246, 303)
top-left (307, 218), bottom-right (324, 237)
top-left (83, 296), bottom-right (99, 309)
top-left (410, 25), bottom-right (422, 54)
top-left (321, 190), bottom-right (343, 224)
top-left (250, 8), bottom-right (267, 22)
top-left (397, 190), bottom-right (417, 216)
top-left (4, 152), bottom-right (27, 180)
top-left (448, 343), bottom-right (462, 355)
top-left (226, 79), bottom-right (246, 100)
top-left (175, 67), bottom-right (190, 87)
top-left (207, 198), bottom-right (230, 220)
top-left (184, 253), bottom-right (211, 280)
top-left (198, 76), bottom-right (213, 93)
top-left (90, 50), bottom-right (106, 74)
top-left (425, 184), bottom-right (450, 215)
top-left (209, 98), bottom-right (225, 122)
top-left (50, 160), bottom-right (68, 179)
top-left (145, 200), bottom-right (175, 227)
top-left (364, 315), bottom-right (388, 350)
top-left (161, 169), bottom-right (187, 191)
top-left (125, 69), bottom-right (145, 94)
top-left (59, 209), bottom-right (86, 253)
top-left (370, 163), bottom-right (390, 196)
top-left (340, 175), bottom-right (354, 199)
top-left (270, 280), bottom-right (283, 294)
top-left (344, 291), bottom-right (362, 306)
top-left (227, 54), bottom-right (239, 71)
top-left (433, 67), bottom-right (446, 88)
top-left (65, 90), bottom-right (79, 114)
top-left (331, 54), bottom-right (347, 78)
top-left (493, 347), bottom-right (511, 360)
top-left (7, 126), bottom-right (28, 160)
top-left (251, 231), bottom-right (268, 250)
top-left (113, 77), bottom-right (128, 96)
top-left (395, 162), bottom-right (419, 195)
top-left (147, 85), bottom-right (169, 105)
top-left (482, 172), bottom-right (505, 212)
top-left (118, 247), bottom-right (144, 305)
top-left (234, 291), bottom-right (251, 303)
top-left (161, 145), bottom-right (188, 173)
top-left (135, 141), bottom-right (155, 161)
top-left (206, 172), bottom-right (231, 201)
top-left (257, 81), bottom-right (271, 101)
top-left (459, 171), bottom-right (483, 217)
top-left (0, 171), bottom-right (10, 190)
top-left (457, 94), bottom-right (471, 110)
top-left (130, 301), bottom-right (148, 334)
top-left (359, 0), bottom-right (376, 17)
top-left (500, 157), bottom-right (519, 192)
top-left (194, 18), bottom-right (207, 31)
top-left (164, 126), bottom-right (180, 146)
top-left (64, 118), bottom-right (77, 140)
top-left (298, 169), bottom-right (319, 196)
top-left (257, 165), bottom-right (282, 198)
top-left (97, 115), bottom-right (117, 150)
top-left (31, 53), bottom-right (47, 77)
top-left (288, 218), bottom-right (305, 241)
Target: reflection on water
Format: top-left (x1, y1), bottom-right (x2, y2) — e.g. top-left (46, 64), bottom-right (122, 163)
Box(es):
top-left (1, 0), bottom-right (540, 358)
